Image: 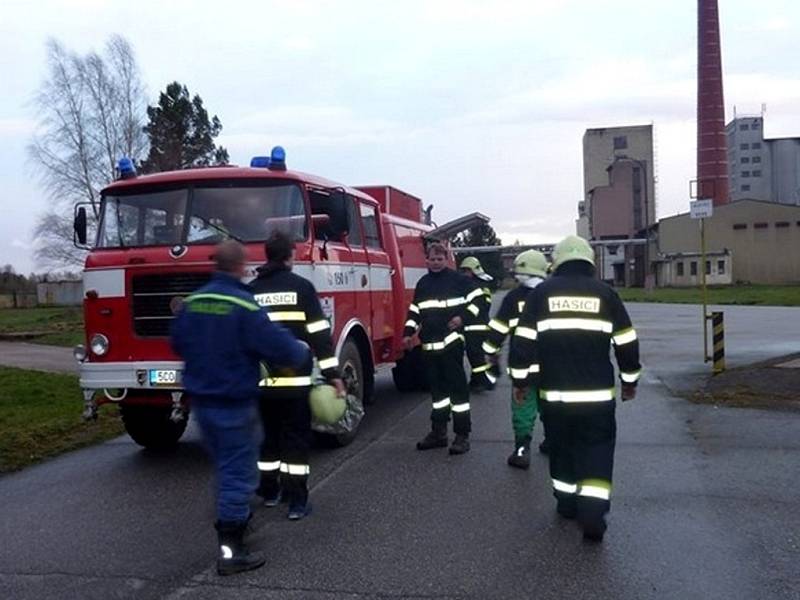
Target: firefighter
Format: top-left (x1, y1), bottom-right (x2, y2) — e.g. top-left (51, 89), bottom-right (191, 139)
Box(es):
top-left (403, 242), bottom-right (478, 454)
top-left (171, 240), bottom-right (309, 575)
top-left (509, 235), bottom-right (641, 541)
top-left (482, 249), bottom-right (549, 469)
top-left (459, 256), bottom-right (495, 391)
top-left (251, 231), bottom-right (345, 520)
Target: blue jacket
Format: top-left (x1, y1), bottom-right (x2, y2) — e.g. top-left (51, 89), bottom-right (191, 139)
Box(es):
top-left (171, 272), bottom-right (309, 406)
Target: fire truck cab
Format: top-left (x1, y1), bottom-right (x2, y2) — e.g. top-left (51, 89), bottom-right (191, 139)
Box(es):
top-left (73, 148), bottom-right (484, 449)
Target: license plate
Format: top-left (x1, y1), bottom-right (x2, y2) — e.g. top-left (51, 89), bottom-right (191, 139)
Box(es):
top-left (149, 369), bottom-right (181, 386)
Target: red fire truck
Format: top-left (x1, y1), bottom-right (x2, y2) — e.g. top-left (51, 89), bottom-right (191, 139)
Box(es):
top-left (73, 147), bottom-right (485, 449)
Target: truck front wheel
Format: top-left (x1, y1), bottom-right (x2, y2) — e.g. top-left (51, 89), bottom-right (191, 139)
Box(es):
top-left (120, 403), bottom-right (188, 450)
top-left (325, 339), bottom-right (365, 447)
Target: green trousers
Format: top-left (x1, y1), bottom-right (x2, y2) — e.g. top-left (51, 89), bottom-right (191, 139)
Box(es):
top-left (511, 387), bottom-right (539, 444)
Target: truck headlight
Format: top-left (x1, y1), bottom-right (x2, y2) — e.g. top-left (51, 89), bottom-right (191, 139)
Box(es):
top-left (90, 334), bottom-right (109, 356)
top-left (73, 344), bottom-right (87, 362)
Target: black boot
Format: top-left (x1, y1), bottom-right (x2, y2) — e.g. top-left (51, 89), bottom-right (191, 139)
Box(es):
top-left (416, 424), bottom-right (448, 450)
top-left (507, 437), bottom-right (531, 469)
top-left (449, 434), bottom-right (470, 455)
top-left (215, 520), bottom-right (266, 576)
top-left (581, 516), bottom-right (607, 542)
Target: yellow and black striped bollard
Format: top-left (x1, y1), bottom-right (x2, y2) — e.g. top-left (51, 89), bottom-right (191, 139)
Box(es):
top-left (711, 311), bottom-right (725, 374)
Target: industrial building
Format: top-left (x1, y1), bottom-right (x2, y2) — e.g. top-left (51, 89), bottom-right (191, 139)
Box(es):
top-left (576, 124), bottom-right (656, 286)
top-left (727, 114), bottom-right (800, 205)
top-left (654, 200), bottom-right (800, 285)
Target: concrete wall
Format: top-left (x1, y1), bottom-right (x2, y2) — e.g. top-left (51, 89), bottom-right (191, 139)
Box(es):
top-left (0, 293), bottom-right (38, 308)
top-left (657, 200), bottom-right (800, 284)
top-left (36, 281), bottom-right (83, 306)
top-left (583, 124), bottom-right (656, 231)
top-left (590, 161), bottom-right (640, 239)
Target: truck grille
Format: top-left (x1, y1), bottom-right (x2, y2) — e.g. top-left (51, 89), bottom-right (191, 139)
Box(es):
top-left (131, 273), bottom-right (211, 337)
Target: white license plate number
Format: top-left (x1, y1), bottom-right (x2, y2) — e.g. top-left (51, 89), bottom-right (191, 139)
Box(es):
top-left (149, 369), bottom-right (180, 386)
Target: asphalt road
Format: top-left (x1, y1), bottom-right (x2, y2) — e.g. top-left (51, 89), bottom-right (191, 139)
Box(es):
top-left (1, 302), bottom-right (799, 599)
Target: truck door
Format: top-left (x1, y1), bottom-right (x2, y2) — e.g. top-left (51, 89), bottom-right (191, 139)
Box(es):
top-left (359, 201), bottom-right (393, 355)
top-left (345, 195), bottom-right (370, 337)
top-left (308, 187), bottom-right (355, 342)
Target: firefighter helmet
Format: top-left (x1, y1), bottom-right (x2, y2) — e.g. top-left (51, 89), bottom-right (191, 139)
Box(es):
top-left (309, 384), bottom-right (346, 425)
top-left (551, 235), bottom-right (595, 270)
top-left (459, 256), bottom-right (493, 281)
top-left (513, 250), bottom-right (549, 278)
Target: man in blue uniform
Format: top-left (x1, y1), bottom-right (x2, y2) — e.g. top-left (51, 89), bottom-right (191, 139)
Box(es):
top-left (171, 240), bottom-right (309, 576)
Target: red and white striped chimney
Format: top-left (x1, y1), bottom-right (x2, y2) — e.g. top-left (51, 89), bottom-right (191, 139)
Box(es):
top-left (697, 0), bottom-right (729, 205)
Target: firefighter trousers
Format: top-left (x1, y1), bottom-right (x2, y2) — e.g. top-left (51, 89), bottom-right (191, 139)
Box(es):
top-left (511, 387), bottom-right (539, 445)
top-left (257, 387), bottom-right (312, 506)
top-left (423, 342), bottom-right (471, 435)
top-left (542, 401), bottom-right (616, 526)
top-left (464, 330), bottom-right (495, 388)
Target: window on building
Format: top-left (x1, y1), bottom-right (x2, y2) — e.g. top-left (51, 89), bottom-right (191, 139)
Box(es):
top-left (742, 171), bottom-right (750, 178)
top-left (751, 121), bottom-right (761, 130)
top-left (752, 156), bottom-right (762, 163)
top-left (753, 170), bottom-right (762, 177)
top-left (739, 124), bottom-right (749, 131)
top-left (754, 222), bottom-right (769, 229)
top-left (718, 260), bottom-right (725, 274)
top-left (752, 142), bottom-right (762, 149)
top-left (740, 143), bottom-right (749, 150)
top-left (690, 261), bottom-right (698, 276)
top-left (741, 184), bottom-right (751, 192)
top-left (706, 261), bottom-right (711, 275)
top-left (733, 223), bottom-right (747, 230)
top-left (740, 157), bottom-right (750, 164)
top-left (676, 262), bottom-right (684, 277)
top-left (776, 221), bottom-right (790, 228)
top-left (613, 136), bottom-right (628, 150)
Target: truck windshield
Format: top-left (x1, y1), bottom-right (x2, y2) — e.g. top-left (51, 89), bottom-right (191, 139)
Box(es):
top-left (97, 182), bottom-right (307, 247)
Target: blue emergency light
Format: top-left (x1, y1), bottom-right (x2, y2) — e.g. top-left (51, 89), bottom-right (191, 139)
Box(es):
top-left (117, 157), bottom-right (136, 179)
top-left (250, 146), bottom-right (287, 170)
top-left (269, 146), bottom-right (286, 171)
top-left (250, 156), bottom-right (271, 168)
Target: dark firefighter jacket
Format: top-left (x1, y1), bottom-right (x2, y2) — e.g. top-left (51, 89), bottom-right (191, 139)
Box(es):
top-left (403, 268), bottom-right (477, 351)
top-left (170, 272), bottom-right (308, 405)
top-left (482, 283), bottom-right (535, 356)
top-left (463, 277), bottom-right (492, 333)
top-left (251, 264), bottom-right (340, 388)
top-left (509, 262), bottom-right (641, 403)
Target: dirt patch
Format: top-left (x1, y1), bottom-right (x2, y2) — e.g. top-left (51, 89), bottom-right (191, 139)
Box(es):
top-left (690, 353), bottom-right (800, 412)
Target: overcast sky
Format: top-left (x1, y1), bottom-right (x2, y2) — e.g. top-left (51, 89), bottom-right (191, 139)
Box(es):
top-left (1, 0), bottom-right (799, 273)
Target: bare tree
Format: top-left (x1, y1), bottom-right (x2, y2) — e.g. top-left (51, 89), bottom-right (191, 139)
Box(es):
top-left (28, 36), bottom-right (147, 268)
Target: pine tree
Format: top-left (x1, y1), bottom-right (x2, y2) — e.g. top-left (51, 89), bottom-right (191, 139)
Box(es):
top-left (140, 82), bottom-right (229, 172)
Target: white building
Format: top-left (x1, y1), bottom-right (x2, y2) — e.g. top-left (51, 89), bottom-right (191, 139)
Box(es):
top-left (726, 115), bottom-right (800, 205)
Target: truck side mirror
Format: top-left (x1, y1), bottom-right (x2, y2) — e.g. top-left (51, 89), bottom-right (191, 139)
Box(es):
top-left (74, 206), bottom-right (88, 246)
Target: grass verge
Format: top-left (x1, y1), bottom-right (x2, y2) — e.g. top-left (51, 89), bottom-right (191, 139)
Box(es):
top-left (617, 285), bottom-right (800, 306)
top-left (689, 353), bottom-right (800, 412)
top-left (0, 307), bottom-right (84, 347)
top-left (0, 366), bottom-right (123, 473)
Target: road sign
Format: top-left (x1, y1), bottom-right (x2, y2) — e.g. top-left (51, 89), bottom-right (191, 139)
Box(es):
top-left (690, 199), bottom-right (714, 219)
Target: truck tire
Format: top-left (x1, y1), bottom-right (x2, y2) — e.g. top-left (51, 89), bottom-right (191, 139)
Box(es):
top-left (327, 339), bottom-right (365, 447)
top-left (392, 346), bottom-right (429, 392)
top-left (120, 404), bottom-right (188, 450)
